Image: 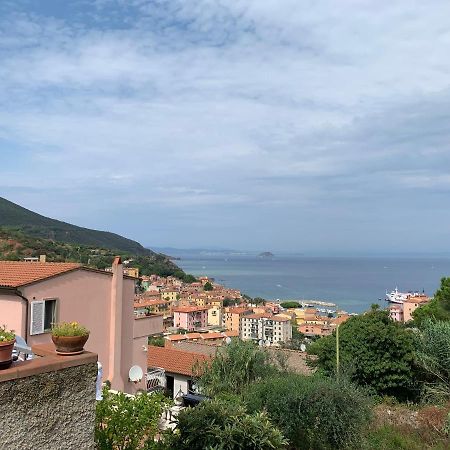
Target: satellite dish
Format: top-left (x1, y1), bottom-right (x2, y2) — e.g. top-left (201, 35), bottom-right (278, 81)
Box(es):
top-left (128, 365), bottom-right (144, 383)
top-left (225, 337), bottom-right (232, 345)
top-left (258, 340), bottom-right (263, 347)
top-left (300, 344), bottom-right (306, 352)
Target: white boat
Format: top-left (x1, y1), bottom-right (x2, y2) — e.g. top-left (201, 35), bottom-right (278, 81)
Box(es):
top-left (385, 288), bottom-right (427, 304)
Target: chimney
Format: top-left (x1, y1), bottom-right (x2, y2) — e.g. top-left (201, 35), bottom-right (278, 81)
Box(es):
top-left (39, 255), bottom-right (46, 263)
top-left (109, 256), bottom-right (124, 390)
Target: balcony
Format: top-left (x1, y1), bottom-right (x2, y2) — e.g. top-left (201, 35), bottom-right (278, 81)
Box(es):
top-left (146, 367), bottom-right (166, 392)
top-left (134, 314), bottom-right (164, 338)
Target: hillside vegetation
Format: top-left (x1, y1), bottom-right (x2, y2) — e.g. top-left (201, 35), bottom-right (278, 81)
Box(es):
top-left (0, 197), bottom-right (151, 255)
top-left (0, 228), bottom-right (186, 278)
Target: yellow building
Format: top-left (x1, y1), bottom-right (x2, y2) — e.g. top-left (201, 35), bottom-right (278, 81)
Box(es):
top-left (207, 306), bottom-right (223, 327)
top-left (160, 290), bottom-right (179, 302)
top-left (123, 267), bottom-right (139, 278)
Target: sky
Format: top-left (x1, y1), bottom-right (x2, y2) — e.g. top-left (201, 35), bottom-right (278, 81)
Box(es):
top-left (1, 0), bottom-right (450, 254)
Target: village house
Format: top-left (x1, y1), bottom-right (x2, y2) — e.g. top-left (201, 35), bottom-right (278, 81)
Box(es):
top-left (224, 307), bottom-right (252, 333)
top-left (207, 305), bottom-right (223, 327)
top-left (147, 345), bottom-right (209, 399)
top-left (134, 298), bottom-right (170, 317)
top-left (173, 305), bottom-right (209, 331)
top-left (0, 258), bottom-right (162, 393)
top-left (241, 314), bottom-right (292, 345)
top-left (299, 323), bottom-right (332, 337)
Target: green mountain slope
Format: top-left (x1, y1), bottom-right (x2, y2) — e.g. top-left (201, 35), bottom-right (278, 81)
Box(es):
top-left (0, 228), bottom-right (187, 278)
top-left (0, 196), bottom-right (151, 255)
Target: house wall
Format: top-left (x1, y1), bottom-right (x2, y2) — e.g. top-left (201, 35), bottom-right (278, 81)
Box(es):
top-left (0, 292), bottom-right (25, 336)
top-left (6, 268), bottom-right (141, 393)
top-left (166, 372), bottom-right (190, 399)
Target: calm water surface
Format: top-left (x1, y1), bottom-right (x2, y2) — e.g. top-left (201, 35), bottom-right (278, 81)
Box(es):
top-left (176, 255), bottom-right (450, 313)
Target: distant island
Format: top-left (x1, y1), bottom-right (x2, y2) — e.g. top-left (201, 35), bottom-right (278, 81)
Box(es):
top-left (258, 251), bottom-right (274, 258)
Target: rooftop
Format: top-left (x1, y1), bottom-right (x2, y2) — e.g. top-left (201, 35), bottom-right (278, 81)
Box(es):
top-left (147, 345), bottom-right (210, 377)
top-left (0, 261), bottom-right (81, 288)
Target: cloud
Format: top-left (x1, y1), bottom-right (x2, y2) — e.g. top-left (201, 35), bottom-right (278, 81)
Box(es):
top-left (1, 0), bottom-right (450, 251)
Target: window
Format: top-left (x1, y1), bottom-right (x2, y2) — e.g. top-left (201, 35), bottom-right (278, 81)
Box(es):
top-left (30, 299), bottom-right (57, 335)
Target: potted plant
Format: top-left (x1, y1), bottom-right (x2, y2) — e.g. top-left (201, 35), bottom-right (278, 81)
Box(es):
top-left (51, 322), bottom-right (89, 355)
top-left (0, 325), bottom-right (15, 369)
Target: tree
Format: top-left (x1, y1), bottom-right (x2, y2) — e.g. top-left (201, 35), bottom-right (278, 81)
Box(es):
top-left (413, 278), bottom-right (450, 327)
top-left (416, 320), bottom-right (450, 402)
top-left (203, 281), bottom-right (213, 291)
top-left (253, 297), bottom-right (266, 306)
top-left (244, 374), bottom-right (371, 449)
top-left (160, 399), bottom-right (286, 450)
top-left (308, 309), bottom-right (417, 400)
top-left (95, 388), bottom-right (171, 450)
top-left (280, 301), bottom-right (299, 309)
top-left (197, 340), bottom-right (277, 397)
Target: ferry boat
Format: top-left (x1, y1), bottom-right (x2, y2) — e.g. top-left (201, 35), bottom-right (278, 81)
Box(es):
top-left (385, 288), bottom-right (427, 304)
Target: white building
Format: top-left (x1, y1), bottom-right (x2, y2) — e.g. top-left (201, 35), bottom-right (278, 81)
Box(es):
top-left (240, 313), bottom-right (292, 346)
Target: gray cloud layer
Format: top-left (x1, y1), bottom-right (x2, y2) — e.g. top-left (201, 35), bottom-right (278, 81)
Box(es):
top-left (1, 0), bottom-right (450, 252)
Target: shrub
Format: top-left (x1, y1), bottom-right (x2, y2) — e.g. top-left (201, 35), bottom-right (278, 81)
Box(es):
top-left (243, 373), bottom-right (372, 449)
top-left (51, 321), bottom-right (89, 337)
top-left (197, 339), bottom-right (278, 397)
top-left (308, 309), bottom-right (417, 400)
top-left (160, 398), bottom-right (286, 450)
top-left (95, 388), bottom-right (171, 450)
top-left (416, 320), bottom-right (450, 403)
top-left (0, 324), bottom-right (15, 342)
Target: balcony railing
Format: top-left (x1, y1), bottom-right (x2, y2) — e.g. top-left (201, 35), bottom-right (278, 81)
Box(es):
top-left (146, 367), bottom-right (166, 393)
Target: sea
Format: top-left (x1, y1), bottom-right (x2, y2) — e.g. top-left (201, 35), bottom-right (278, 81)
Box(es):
top-left (175, 253), bottom-right (450, 313)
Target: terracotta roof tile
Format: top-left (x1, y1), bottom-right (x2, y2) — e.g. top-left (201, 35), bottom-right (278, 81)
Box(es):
top-left (0, 261), bottom-right (81, 288)
top-left (147, 345), bottom-right (210, 376)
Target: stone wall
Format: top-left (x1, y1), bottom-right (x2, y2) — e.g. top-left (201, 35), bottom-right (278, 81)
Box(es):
top-left (0, 362), bottom-right (97, 450)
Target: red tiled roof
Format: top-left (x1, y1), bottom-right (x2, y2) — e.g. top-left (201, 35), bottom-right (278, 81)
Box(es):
top-left (0, 261), bottom-right (81, 288)
top-left (226, 307), bottom-right (252, 315)
top-left (147, 345), bottom-right (210, 376)
top-left (201, 332), bottom-right (224, 340)
top-left (134, 298), bottom-right (169, 308)
top-left (167, 334), bottom-right (189, 341)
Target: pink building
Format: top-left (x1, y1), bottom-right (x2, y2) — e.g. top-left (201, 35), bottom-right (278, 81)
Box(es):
top-left (0, 257), bottom-right (162, 393)
top-left (388, 304), bottom-right (404, 322)
top-left (173, 306), bottom-right (209, 331)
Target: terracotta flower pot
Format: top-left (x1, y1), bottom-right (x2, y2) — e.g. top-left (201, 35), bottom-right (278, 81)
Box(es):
top-left (51, 334), bottom-right (89, 355)
top-left (0, 339), bottom-right (15, 369)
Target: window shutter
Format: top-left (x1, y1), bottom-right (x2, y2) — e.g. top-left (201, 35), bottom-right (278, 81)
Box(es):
top-left (30, 301), bottom-right (45, 335)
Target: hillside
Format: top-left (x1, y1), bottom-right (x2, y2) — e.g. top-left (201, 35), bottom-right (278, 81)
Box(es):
top-left (0, 228), bottom-right (188, 279)
top-left (0, 196), bottom-right (151, 256)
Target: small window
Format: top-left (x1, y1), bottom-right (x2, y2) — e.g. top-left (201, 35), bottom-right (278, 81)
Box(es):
top-left (44, 299), bottom-right (57, 331)
top-left (30, 298), bottom-right (57, 335)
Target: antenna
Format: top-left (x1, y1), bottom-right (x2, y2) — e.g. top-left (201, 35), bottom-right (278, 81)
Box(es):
top-left (128, 365), bottom-right (144, 383)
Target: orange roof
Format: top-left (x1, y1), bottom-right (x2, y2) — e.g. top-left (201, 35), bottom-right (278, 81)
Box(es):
top-left (134, 298), bottom-right (168, 308)
top-left (173, 306), bottom-right (209, 313)
top-left (185, 332), bottom-right (203, 340)
top-left (201, 332), bottom-right (224, 340)
top-left (147, 345), bottom-right (210, 376)
top-left (167, 334), bottom-right (188, 341)
top-left (404, 296), bottom-right (429, 304)
top-left (226, 307), bottom-right (252, 315)
top-left (0, 261), bottom-right (81, 288)
top-left (244, 313), bottom-right (272, 320)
